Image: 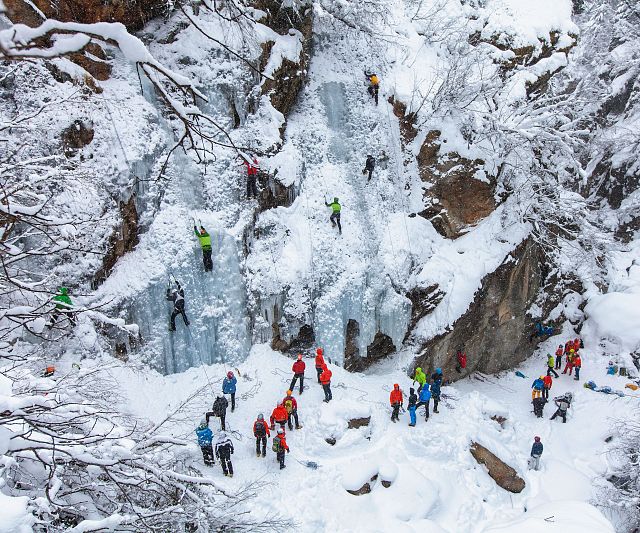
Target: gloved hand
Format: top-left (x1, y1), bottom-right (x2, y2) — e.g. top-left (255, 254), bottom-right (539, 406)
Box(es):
top-left (287, 450), bottom-right (290, 453)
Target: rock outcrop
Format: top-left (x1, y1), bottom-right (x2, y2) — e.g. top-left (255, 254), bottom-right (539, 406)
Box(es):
top-left (344, 319), bottom-right (397, 372)
top-left (412, 238), bottom-right (545, 379)
top-left (470, 442), bottom-right (525, 493)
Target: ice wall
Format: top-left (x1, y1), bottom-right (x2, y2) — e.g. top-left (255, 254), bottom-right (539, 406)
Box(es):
top-left (129, 230), bottom-right (250, 374)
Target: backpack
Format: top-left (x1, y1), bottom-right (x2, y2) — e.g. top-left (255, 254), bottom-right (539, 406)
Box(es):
top-left (284, 399), bottom-right (294, 414)
top-left (254, 421), bottom-right (266, 437)
top-left (272, 436), bottom-right (281, 453)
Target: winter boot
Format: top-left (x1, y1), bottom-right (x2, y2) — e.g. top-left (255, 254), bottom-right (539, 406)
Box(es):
top-left (296, 425), bottom-right (302, 429)
top-left (262, 451), bottom-right (266, 457)
top-left (257, 451), bottom-right (261, 457)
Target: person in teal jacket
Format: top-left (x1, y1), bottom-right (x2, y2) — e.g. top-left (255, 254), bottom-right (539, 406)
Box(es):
top-left (194, 225), bottom-right (213, 272)
top-left (325, 197), bottom-right (342, 234)
top-left (46, 287), bottom-right (76, 329)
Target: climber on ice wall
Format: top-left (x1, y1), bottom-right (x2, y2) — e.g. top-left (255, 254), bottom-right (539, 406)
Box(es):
top-left (325, 197), bottom-right (342, 234)
top-left (364, 71), bottom-right (379, 105)
top-left (194, 225), bottom-right (213, 272)
top-left (167, 279), bottom-right (189, 331)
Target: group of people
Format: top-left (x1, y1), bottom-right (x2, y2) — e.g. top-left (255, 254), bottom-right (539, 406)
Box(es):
top-left (196, 348), bottom-right (334, 472)
top-left (390, 366), bottom-right (444, 426)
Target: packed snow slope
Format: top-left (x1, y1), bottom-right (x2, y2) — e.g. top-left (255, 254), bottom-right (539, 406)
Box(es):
top-left (109, 327), bottom-right (637, 532)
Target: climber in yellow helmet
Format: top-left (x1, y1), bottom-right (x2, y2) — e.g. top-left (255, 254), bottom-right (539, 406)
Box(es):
top-left (365, 71), bottom-right (379, 105)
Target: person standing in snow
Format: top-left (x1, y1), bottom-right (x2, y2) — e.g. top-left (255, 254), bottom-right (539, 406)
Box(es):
top-left (253, 413), bottom-right (270, 457)
top-left (365, 72), bottom-right (379, 105)
top-left (315, 348), bottom-right (325, 383)
top-left (167, 280), bottom-right (190, 331)
top-left (46, 286), bottom-right (76, 329)
top-left (290, 354), bottom-right (305, 394)
top-left (363, 155), bottom-right (375, 181)
top-left (412, 367), bottom-right (427, 391)
top-left (531, 376), bottom-right (545, 400)
top-left (270, 403), bottom-right (288, 431)
top-left (243, 156), bottom-right (259, 199)
top-left (416, 382), bottom-right (431, 421)
top-left (542, 374), bottom-right (553, 400)
top-left (546, 354), bottom-right (559, 378)
top-left (320, 364), bottom-right (333, 403)
top-left (573, 354), bottom-right (582, 381)
top-left (215, 431), bottom-right (234, 477)
top-left (389, 383), bottom-right (403, 422)
top-left (273, 427), bottom-right (289, 470)
top-left (550, 393), bottom-right (572, 423)
top-left (532, 396), bottom-right (547, 418)
top-left (563, 349), bottom-right (575, 375)
top-left (206, 395), bottom-right (229, 431)
top-left (408, 387), bottom-right (418, 427)
top-left (222, 371), bottom-right (237, 412)
top-left (325, 197), bottom-right (342, 234)
top-left (283, 390), bottom-right (302, 430)
top-left (193, 225), bottom-right (213, 272)
top-left (195, 419), bottom-right (215, 466)
top-left (456, 350), bottom-right (467, 373)
top-left (431, 368), bottom-right (443, 413)
top-left (529, 436), bottom-right (543, 471)
top-left (555, 345), bottom-right (564, 370)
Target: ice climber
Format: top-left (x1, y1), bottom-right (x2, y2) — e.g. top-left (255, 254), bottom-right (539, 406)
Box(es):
top-left (195, 419), bottom-right (215, 466)
top-left (412, 367), bottom-right (427, 391)
top-left (542, 374), bottom-right (553, 400)
top-left (320, 364), bottom-right (333, 403)
top-left (47, 286), bottom-right (76, 329)
top-left (573, 354), bottom-right (582, 381)
top-left (315, 348), bottom-right (325, 383)
top-left (325, 197), bottom-right (342, 234)
top-left (193, 225), bottom-right (213, 272)
top-left (206, 395), bottom-right (229, 431)
top-left (243, 156), bottom-right (259, 199)
top-left (389, 383), bottom-right (403, 422)
top-left (555, 345), bottom-right (563, 369)
top-left (167, 280), bottom-right (190, 331)
top-left (290, 354), bottom-right (305, 394)
top-left (550, 393), bottom-right (572, 423)
top-left (253, 413), bottom-right (270, 457)
top-left (456, 350), bottom-right (467, 373)
top-left (215, 431), bottom-right (234, 477)
top-left (363, 155), bottom-right (375, 181)
top-left (416, 382), bottom-right (431, 421)
top-left (431, 368), bottom-right (443, 413)
top-left (408, 387), bottom-right (418, 427)
top-left (283, 390), bottom-right (302, 430)
top-left (273, 427), bottom-right (289, 470)
top-left (532, 396), bottom-right (547, 418)
top-left (222, 371), bottom-right (237, 412)
top-left (529, 436), bottom-right (543, 471)
top-left (563, 349), bottom-right (575, 375)
top-left (531, 376), bottom-right (544, 400)
top-left (365, 71), bottom-right (379, 105)
top-left (270, 403), bottom-right (288, 431)
top-left (546, 353), bottom-right (559, 378)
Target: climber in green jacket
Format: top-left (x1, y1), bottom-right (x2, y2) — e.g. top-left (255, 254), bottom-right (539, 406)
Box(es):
top-left (46, 287), bottom-right (76, 329)
top-left (413, 367), bottom-right (427, 391)
top-left (325, 197), bottom-right (342, 234)
top-left (194, 225), bottom-right (213, 272)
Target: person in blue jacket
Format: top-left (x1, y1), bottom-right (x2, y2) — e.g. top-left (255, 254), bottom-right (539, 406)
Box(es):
top-left (430, 368), bottom-right (443, 413)
top-left (223, 371), bottom-right (237, 412)
top-left (416, 382), bottom-right (432, 421)
top-left (408, 387), bottom-right (418, 427)
top-left (529, 436), bottom-right (543, 470)
top-left (531, 376), bottom-right (545, 400)
top-left (196, 420), bottom-right (215, 466)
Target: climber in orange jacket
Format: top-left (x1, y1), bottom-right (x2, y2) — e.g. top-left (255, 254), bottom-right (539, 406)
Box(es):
top-left (270, 403), bottom-right (288, 430)
top-left (320, 364), bottom-right (332, 403)
top-left (315, 348), bottom-right (326, 383)
top-left (389, 384), bottom-right (403, 422)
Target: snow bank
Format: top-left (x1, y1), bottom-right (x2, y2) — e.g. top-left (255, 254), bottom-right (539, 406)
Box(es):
top-left (0, 493), bottom-right (34, 533)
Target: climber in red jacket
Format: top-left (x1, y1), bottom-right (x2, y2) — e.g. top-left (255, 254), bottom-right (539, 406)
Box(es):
top-left (389, 383), bottom-right (403, 422)
top-left (290, 354), bottom-right (305, 394)
top-left (270, 403), bottom-right (288, 430)
top-left (320, 364), bottom-right (333, 403)
top-left (243, 156), bottom-right (259, 199)
top-left (315, 348), bottom-right (326, 383)
top-left (456, 350), bottom-right (467, 373)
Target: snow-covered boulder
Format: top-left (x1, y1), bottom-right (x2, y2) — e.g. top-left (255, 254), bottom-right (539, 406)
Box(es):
top-left (470, 441), bottom-right (525, 493)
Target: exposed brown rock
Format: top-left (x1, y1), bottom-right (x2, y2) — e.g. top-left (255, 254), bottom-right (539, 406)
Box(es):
top-left (92, 195), bottom-right (139, 288)
top-left (366, 332), bottom-right (396, 360)
top-left (470, 442), bottom-right (525, 493)
top-left (405, 284), bottom-right (445, 340)
top-left (68, 47), bottom-right (112, 81)
top-left (61, 120), bottom-right (94, 154)
top-left (348, 417), bottom-right (371, 429)
top-left (270, 323), bottom-right (315, 354)
top-left (412, 238), bottom-right (545, 380)
top-left (325, 437), bottom-right (337, 446)
top-left (344, 321), bottom-right (396, 372)
top-left (346, 475), bottom-right (378, 496)
top-left (491, 415), bottom-right (507, 428)
top-left (417, 130), bottom-right (495, 238)
top-left (390, 96), bottom-right (418, 144)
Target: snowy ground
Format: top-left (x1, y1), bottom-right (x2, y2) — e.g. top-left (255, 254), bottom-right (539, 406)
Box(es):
top-left (105, 327), bottom-right (637, 532)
